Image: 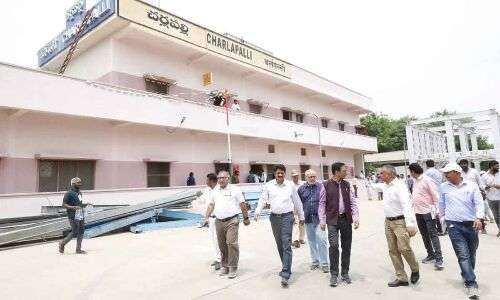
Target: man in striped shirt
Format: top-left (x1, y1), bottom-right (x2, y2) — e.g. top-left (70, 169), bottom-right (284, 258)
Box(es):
top-left (439, 163), bottom-right (484, 299)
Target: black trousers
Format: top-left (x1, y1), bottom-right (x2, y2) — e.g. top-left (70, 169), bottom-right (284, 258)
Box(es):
top-left (328, 215), bottom-right (352, 276)
top-left (61, 219), bottom-right (85, 251)
top-left (416, 213), bottom-right (442, 261)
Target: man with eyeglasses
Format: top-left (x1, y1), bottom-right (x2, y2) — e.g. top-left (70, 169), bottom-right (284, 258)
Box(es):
top-left (203, 171), bottom-right (250, 279)
top-left (297, 169), bottom-right (329, 273)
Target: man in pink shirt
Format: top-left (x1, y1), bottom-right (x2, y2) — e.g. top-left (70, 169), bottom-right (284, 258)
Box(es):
top-left (409, 163), bottom-right (444, 270)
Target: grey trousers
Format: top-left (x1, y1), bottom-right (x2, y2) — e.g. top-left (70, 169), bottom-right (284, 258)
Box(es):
top-left (489, 200), bottom-right (500, 230)
top-left (61, 219), bottom-right (84, 251)
top-left (270, 212), bottom-right (294, 280)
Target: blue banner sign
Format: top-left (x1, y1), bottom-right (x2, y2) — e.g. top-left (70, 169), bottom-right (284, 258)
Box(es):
top-left (37, 0), bottom-right (115, 67)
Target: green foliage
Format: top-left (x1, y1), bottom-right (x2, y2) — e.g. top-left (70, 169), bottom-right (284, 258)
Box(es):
top-left (360, 113), bottom-right (416, 153)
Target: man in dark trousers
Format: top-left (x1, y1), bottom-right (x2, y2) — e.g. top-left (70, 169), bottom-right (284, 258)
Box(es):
top-left (319, 162), bottom-right (360, 287)
top-left (59, 177), bottom-right (88, 254)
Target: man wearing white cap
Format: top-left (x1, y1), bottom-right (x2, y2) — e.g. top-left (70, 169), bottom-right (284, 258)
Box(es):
top-left (439, 163), bottom-right (484, 299)
top-left (59, 177), bottom-right (89, 254)
top-left (291, 169), bottom-right (306, 248)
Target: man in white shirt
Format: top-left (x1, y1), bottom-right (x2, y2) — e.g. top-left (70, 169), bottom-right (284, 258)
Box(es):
top-left (255, 164), bottom-right (305, 288)
top-left (459, 159), bottom-right (490, 234)
top-left (291, 169), bottom-right (306, 248)
top-left (374, 165), bottom-right (419, 287)
top-left (483, 160), bottom-right (500, 237)
top-left (203, 171), bottom-right (250, 279)
top-left (199, 173), bottom-right (221, 270)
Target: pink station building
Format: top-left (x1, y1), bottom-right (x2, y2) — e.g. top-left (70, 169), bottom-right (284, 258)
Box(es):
top-left (0, 0), bottom-right (377, 209)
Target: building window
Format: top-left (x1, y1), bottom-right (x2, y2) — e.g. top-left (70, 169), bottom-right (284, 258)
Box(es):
top-left (321, 119), bottom-right (329, 128)
top-left (147, 162), bottom-right (170, 187)
top-left (301, 148), bottom-right (307, 156)
top-left (338, 122), bottom-right (345, 131)
top-left (214, 163), bottom-right (230, 174)
top-left (38, 160), bottom-right (95, 192)
top-left (323, 165), bottom-right (329, 180)
top-left (300, 165), bottom-right (310, 181)
top-left (321, 149), bottom-right (326, 157)
top-left (295, 113), bottom-right (304, 123)
top-left (249, 103), bottom-right (263, 114)
top-left (268, 144), bottom-right (275, 153)
top-left (145, 78), bottom-right (169, 95)
top-left (282, 110), bottom-right (292, 121)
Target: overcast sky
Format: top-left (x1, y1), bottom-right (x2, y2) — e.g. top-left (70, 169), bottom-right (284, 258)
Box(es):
top-left (1, 0), bottom-right (499, 118)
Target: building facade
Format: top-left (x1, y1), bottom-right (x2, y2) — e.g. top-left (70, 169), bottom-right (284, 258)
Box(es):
top-left (0, 0), bottom-right (377, 194)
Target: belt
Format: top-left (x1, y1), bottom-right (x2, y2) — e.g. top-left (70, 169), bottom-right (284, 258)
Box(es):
top-left (386, 215), bottom-right (404, 221)
top-left (216, 214), bottom-right (238, 222)
top-left (271, 211), bottom-right (293, 217)
top-left (339, 213), bottom-right (347, 218)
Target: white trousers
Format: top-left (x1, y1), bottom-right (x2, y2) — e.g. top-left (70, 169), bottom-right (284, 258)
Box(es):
top-left (209, 217), bottom-right (221, 262)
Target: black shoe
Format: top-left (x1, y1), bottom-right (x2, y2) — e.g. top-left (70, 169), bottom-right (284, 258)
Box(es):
top-left (213, 261), bottom-right (221, 270)
top-left (434, 260), bottom-right (444, 271)
top-left (421, 256), bottom-right (435, 264)
top-left (330, 276), bottom-right (338, 287)
top-left (388, 279), bottom-right (409, 287)
top-left (58, 243), bottom-right (64, 254)
top-left (341, 274), bottom-right (352, 284)
top-left (410, 272), bottom-right (420, 284)
top-left (281, 278), bottom-right (289, 288)
top-left (76, 250), bottom-right (87, 255)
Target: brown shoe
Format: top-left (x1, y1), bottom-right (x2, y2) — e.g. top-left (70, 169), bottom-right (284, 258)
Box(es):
top-left (292, 240), bottom-right (300, 248)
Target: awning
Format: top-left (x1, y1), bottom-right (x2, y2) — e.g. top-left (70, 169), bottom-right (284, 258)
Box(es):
top-left (34, 153), bottom-right (99, 160)
top-left (142, 157), bottom-right (176, 163)
top-left (143, 74), bottom-right (177, 85)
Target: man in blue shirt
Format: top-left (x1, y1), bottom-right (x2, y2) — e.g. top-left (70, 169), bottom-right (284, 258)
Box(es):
top-left (439, 163), bottom-right (484, 299)
top-left (297, 169), bottom-right (329, 273)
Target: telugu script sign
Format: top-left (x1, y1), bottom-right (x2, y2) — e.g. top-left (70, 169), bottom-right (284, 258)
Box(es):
top-left (118, 0), bottom-right (291, 78)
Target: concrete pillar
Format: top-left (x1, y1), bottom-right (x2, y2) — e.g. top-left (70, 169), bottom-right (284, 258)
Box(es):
top-left (458, 129), bottom-right (468, 155)
top-left (445, 120), bottom-right (456, 163)
top-left (405, 125), bottom-right (416, 163)
top-left (490, 112), bottom-right (500, 160)
top-left (470, 133), bottom-right (478, 152)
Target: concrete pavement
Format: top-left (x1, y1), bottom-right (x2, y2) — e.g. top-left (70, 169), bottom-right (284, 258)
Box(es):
top-left (0, 199), bottom-right (498, 300)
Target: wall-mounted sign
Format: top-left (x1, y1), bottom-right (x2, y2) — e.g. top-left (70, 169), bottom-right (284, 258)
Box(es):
top-left (117, 0), bottom-right (292, 78)
top-left (202, 72), bottom-right (213, 86)
top-left (37, 0), bottom-right (115, 67)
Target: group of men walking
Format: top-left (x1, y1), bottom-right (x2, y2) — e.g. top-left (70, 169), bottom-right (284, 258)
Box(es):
top-left (57, 157), bottom-right (499, 300)
top-left (202, 163), bottom-right (359, 288)
top-left (200, 158), bottom-right (498, 299)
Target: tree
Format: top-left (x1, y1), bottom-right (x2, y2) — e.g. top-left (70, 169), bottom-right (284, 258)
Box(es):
top-left (361, 110), bottom-right (494, 153)
top-left (360, 113), bottom-right (416, 153)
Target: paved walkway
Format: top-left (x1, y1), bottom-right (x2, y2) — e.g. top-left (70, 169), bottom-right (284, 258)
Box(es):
top-left (1, 199), bottom-right (498, 300)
